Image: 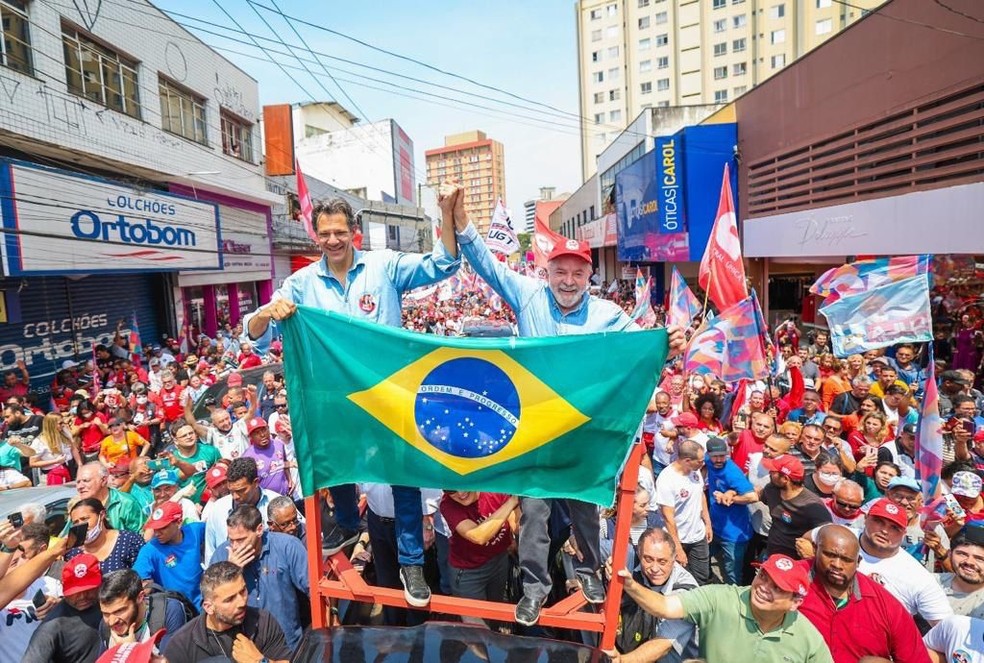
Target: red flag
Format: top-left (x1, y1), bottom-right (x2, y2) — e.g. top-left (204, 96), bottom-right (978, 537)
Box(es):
top-left (294, 158), bottom-right (318, 244)
top-left (699, 164), bottom-right (747, 311)
top-left (532, 212), bottom-right (568, 279)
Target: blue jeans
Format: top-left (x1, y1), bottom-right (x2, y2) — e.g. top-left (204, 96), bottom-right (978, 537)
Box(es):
top-left (711, 540), bottom-right (748, 585)
top-left (330, 484), bottom-right (424, 566)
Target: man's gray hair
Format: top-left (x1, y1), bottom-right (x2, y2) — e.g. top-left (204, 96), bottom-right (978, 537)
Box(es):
top-left (81, 461), bottom-right (108, 479)
top-left (21, 502), bottom-right (46, 524)
top-left (638, 527), bottom-right (676, 556)
top-left (851, 375), bottom-right (872, 388)
top-left (267, 495), bottom-right (296, 517)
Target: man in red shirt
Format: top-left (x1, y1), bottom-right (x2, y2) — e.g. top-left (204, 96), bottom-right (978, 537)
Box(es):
top-left (798, 524), bottom-right (930, 663)
top-left (0, 359), bottom-right (30, 403)
top-left (731, 412), bottom-right (775, 472)
top-left (237, 342), bottom-right (263, 370)
top-left (153, 371), bottom-right (185, 426)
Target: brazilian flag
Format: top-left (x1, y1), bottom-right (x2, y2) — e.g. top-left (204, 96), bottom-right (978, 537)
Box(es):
top-left (282, 306), bottom-right (668, 506)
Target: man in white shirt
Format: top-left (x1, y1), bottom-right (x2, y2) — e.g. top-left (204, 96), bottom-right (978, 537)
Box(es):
top-left (644, 391), bottom-right (675, 475)
top-left (654, 440), bottom-right (712, 585)
top-left (924, 616), bottom-right (984, 663)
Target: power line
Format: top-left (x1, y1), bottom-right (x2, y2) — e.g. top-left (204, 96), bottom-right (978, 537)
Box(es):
top-left (932, 0), bottom-right (984, 26)
top-left (829, 0), bottom-right (984, 40)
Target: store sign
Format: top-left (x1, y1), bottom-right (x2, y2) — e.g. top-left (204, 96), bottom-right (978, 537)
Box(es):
top-left (615, 147), bottom-right (689, 263)
top-left (576, 213), bottom-right (618, 248)
top-left (212, 205), bottom-right (272, 275)
top-left (654, 136), bottom-right (684, 235)
top-left (0, 160), bottom-right (221, 275)
top-left (743, 182), bottom-right (984, 258)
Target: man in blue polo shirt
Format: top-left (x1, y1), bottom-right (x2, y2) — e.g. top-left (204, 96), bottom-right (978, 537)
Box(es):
top-left (705, 436), bottom-right (758, 585)
top-left (133, 501), bottom-right (206, 610)
top-left (211, 504), bottom-right (308, 652)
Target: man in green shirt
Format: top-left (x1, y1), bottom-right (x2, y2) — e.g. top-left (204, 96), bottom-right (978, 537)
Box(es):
top-left (619, 553), bottom-right (834, 663)
top-left (76, 462), bottom-right (145, 533)
top-left (164, 422), bottom-right (221, 503)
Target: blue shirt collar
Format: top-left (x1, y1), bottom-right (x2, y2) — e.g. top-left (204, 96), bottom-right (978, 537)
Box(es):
top-left (547, 288), bottom-right (590, 320)
top-left (314, 249), bottom-right (367, 281)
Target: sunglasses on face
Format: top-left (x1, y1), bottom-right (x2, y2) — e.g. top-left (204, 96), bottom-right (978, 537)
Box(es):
top-left (834, 499), bottom-right (861, 511)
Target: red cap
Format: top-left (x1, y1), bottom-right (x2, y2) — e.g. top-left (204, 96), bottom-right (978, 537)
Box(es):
top-left (144, 501), bottom-right (183, 530)
top-left (226, 372), bottom-right (243, 387)
top-left (246, 416), bottom-right (268, 435)
top-left (205, 464), bottom-right (228, 489)
top-left (753, 554), bottom-right (810, 596)
top-left (62, 553), bottom-right (102, 596)
top-left (547, 238), bottom-right (592, 264)
top-left (96, 629), bottom-right (166, 663)
top-left (973, 428), bottom-right (984, 443)
top-left (867, 497), bottom-right (908, 529)
top-left (762, 455), bottom-right (805, 481)
top-left (670, 412), bottom-right (699, 428)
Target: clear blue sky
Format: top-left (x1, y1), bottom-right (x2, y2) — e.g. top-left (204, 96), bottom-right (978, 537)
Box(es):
top-left (157, 0), bottom-right (584, 211)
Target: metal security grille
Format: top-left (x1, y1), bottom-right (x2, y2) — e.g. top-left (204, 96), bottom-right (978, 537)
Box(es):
top-left (747, 82), bottom-right (984, 216)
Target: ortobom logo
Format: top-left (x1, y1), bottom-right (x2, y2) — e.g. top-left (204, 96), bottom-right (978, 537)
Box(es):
top-left (71, 210), bottom-right (197, 247)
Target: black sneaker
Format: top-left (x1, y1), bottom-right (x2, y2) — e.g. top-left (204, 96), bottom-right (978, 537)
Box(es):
top-left (514, 594), bottom-right (545, 626)
top-left (399, 565), bottom-right (431, 607)
top-left (578, 573), bottom-right (606, 605)
top-left (322, 526), bottom-right (360, 555)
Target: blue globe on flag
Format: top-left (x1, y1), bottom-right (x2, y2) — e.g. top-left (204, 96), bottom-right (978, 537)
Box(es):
top-left (414, 358), bottom-right (520, 458)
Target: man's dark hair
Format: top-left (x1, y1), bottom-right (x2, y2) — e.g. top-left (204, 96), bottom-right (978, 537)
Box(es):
top-left (953, 394), bottom-right (976, 409)
top-left (99, 569), bottom-right (142, 604)
top-left (942, 461), bottom-right (976, 482)
top-left (170, 420), bottom-right (195, 437)
top-left (226, 457), bottom-right (258, 484)
top-left (803, 389), bottom-right (822, 400)
top-left (312, 199), bottom-right (357, 231)
top-left (226, 504), bottom-right (262, 531)
top-left (20, 522), bottom-right (50, 546)
top-left (694, 394), bottom-right (721, 420)
top-left (637, 527), bottom-right (676, 556)
top-left (814, 449), bottom-right (844, 473)
top-left (230, 401), bottom-right (247, 411)
top-left (951, 530), bottom-right (984, 552)
top-left (2, 405), bottom-right (20, 417)
top-left (885, 384), bottom-right (909, 397)
top-left (802, 423), bottom-right (825, 440)
top-left (201, 562), bottom-right (244, 601)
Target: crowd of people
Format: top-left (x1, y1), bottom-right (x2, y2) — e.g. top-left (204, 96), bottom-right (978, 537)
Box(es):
top-left (0, 182), bottom-right (981, 663)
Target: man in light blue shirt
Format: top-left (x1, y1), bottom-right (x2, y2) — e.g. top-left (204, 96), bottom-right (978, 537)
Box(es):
top-left (243, 197), bottom-right (460, 608)
top-left (446, 184), bottom-right (683, 626)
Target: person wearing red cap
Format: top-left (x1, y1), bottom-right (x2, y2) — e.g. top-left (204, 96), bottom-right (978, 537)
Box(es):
top-left (23, 553), bottom-right (103, 663)
top-left (96, 628), bottom-right (165, 663)
top-left (798, 524), bottom-right (930, 663)
top-left (133, 501), bottom-right (206, 611)
top-left (618, 552), bottom-right (833, 663)
top-left (240, 416), bottom-right (291, 496)
top-left (759, 454), bottom-right (832, 559)
top-left (446, 183), bottom-right (686, 626)
top-left (667, 411), bottom-right (709, 455)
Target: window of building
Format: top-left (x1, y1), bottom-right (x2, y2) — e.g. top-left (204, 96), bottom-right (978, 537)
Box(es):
top-left (609, 109), bottom-right (622, 122)
top-left (713, 0), bottom-right (726, 8)
top-left (713, 18), bottom-right (727, 32)
top-left (639, 37), bottom-right (651, 50)
top-left (608, 46), bottom-right (620, 58)
top-left (770, 3), bottom-right (785, 18)
top-left (714, 90), bottom-right (728, 103)
top-left (608, 67), bottom-right (620, 81)
top-left (591, 29), bottom-right (602, 42)
top-left (593, 91), bottom-right (605, 103)
top-left (63, 25), bottom-right (140, 118)
top-left (713, 42), bottom-right (727, 56)
top-left (816, 0), bottom-right (832, 7)
top-left (594, 112), bottom-right (604, 124)
top-left (733, 15), bottom-right (747, 28)
top-left (609, 88), bottom-right (620, 101)
top-left (734, 85), bottom-right (747, 95)
top-left (606, 25), bottom-right (619, 38)
top-left (593, 71), bottom-right (604, 83)
top-left (0, 0), bottom-right (32, 74)
top-left (657, 56), bottom-right (669, 69)
top-left (638, 0), bottom-right (650, 6)
top-left (657, 100), bottom-right (670, 108)
top-left (639, 16), bottom-right (650, 29)
top-left (590, 8), bottom-right (602, 19)
top-left (771, 29), bottom-right (785, 44)
top-left (640, 59), bottom-right (652, 72)
top-left (591, 50), bottom-right (601, 62)
top-left (657, 78), bottom-right (670, 91)
top-left (732, 0), bottom-right (745, 4)
top-left (733, 37), bottom-right (747, 52)
top-left (655, 33), bottom-right (668, 46)
top-left (816, 18), bottom-right (833, 34)
top-left (159, 77), bottom-right (207, 145)
top-left (640, 81), bottom-right (652, 94)
top-left (713, 66), bottom-right (728, 80)
top-left (771, 53), bottom-right (786, 68)
top-left (732, 62), bottom-right (747, 76)
top-left (220, 110), bottom-right (254, 161)
top-left (607, 3), bottom-right (617, 16)
top-left (655, 11), bottom-right (668, 24)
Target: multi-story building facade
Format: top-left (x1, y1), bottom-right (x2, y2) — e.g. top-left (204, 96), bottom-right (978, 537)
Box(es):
top-left (425, 131), bottom-right (506, 236)
top-left (576, 0), bottom-right (885, 178)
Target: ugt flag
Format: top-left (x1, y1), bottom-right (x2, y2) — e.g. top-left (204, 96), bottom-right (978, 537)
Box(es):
top-left (282, 307), bottom-right (669, 506)
top-left (698, 164), bottom-right (747, 312)
top-left (486, 199), bottom-right (520, 255)
top-left (668, 266), bottom-right (701, 329)
top-left (685, 291), bottom-right (772, 382)
top-left (818, 274), bottom-right (932, 357)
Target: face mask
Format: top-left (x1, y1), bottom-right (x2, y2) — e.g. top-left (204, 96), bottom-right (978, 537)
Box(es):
top-left (85, 521), bottom-right (103, 544)
top-left (818, 472), bottom-right (841, 487)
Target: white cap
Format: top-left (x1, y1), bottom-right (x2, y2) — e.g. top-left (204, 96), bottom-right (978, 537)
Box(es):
top-left (61, 360), bottom-right (78, 370)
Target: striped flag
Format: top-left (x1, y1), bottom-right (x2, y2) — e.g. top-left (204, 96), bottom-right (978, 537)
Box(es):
top-left (811, 255), bottom-right (929, 304)
top-left (128, 311), bottom-right (142, 366)
top-left (915, 346), bottom-right (944, 501)
top-left (295, 158), bottom-right (318, 244)
top-left (631, 268), bottom-right (657, 328)
top-left (685, 291), bottom-right (771, 382)
top-left (668, 266), bottom-right (702, 329)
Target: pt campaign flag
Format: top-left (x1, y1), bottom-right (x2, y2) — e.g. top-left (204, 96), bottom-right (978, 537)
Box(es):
top-left (486, 199), bottom-right (520, 255)
top-left (531, 213), bottom-right (569, 279)
top-left (281, 307), bottom-right (669, 506)
top-left (699, 164), bottom-right (747, 312)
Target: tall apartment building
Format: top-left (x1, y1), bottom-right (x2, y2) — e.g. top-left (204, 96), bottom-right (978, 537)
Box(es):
top-left (576, 0), bottom-right (885, 178)
top-left (425, 130), bottom-right (506, 236)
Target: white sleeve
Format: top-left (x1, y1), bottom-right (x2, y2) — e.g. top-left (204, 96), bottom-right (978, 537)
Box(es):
top-left (915, 572), bottom-right (956, 622)
top-left (654, 473), bottom-right (676, 508)
top-left (922, 617), bottom-right (957, 655)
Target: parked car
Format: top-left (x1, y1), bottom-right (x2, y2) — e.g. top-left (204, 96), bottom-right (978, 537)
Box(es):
top-left (290, 622), bottom-right (610, 662)
top-left (458, 317), bottom-right (515, 338)
top-left (191, 364), bottom-right (284, 420)
top-left (0, 484), bottom-right (78, 536)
